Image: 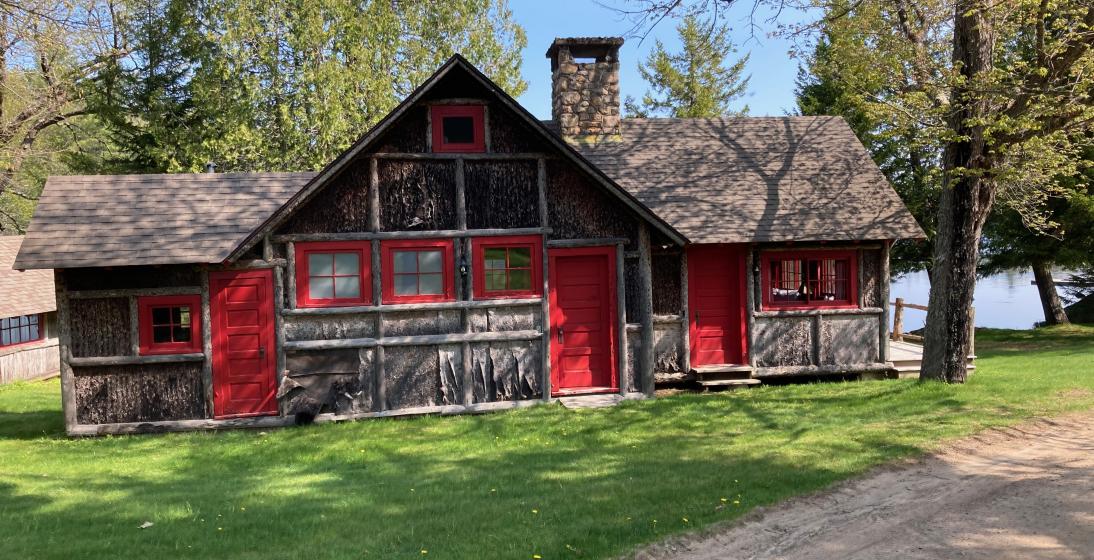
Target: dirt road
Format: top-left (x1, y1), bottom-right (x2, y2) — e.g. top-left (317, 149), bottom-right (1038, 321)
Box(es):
top-left (636, 415), bottom-right (1094, 560)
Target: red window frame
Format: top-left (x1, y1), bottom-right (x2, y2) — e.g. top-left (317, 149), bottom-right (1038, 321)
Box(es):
top-left (138, 295), bottom-right (202, 355)
top-left (0, 313), bottom-right (44, 349)
top-left (381, 239), bottom-right (456, 304)
top-left (294, 241), bottom-right (372, 308)
top-left (431, 105), bottom-right (485, 153)
top-left (472, 235), bottom-right (542, 299)
top-left (761, 250), bottom-right (858, 310)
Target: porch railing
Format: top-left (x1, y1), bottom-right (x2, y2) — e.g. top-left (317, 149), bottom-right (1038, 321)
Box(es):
top-left (891, 298), bottom-right (976, 357)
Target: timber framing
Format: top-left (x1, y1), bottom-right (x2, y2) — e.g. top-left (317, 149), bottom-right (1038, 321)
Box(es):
top-left (228, 54), bottom-right (685, 262)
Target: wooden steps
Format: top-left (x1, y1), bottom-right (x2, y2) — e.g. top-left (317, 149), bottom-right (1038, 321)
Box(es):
top-left (697, 378), bottom-right (761, 388)
top-left (692, 363), bottom-right (759, 389)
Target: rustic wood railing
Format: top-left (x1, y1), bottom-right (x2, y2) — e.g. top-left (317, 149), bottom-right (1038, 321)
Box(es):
top-left (891, 299), bottom-right (976, 357)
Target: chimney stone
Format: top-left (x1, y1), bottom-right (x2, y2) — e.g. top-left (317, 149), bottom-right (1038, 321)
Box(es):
top-left (546, 37), bottom-right (623, 144)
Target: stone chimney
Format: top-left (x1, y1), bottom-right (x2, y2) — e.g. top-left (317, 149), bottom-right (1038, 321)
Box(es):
top-left (546, 37), bottom-right (623, 144)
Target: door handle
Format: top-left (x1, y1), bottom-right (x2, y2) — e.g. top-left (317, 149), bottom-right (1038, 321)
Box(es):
top-left (557, 327), bottom-right (564, 344)
top-left (695, 311), bottom-right (700, 326)
top-left (259, 346), bottom-right (266, 358)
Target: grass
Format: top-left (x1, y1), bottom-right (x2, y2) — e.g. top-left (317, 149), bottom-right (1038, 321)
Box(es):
top-left (1, 326), bottom-right (1092, 560)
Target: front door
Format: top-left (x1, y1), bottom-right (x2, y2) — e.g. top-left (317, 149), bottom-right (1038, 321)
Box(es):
top-left (688, 244), bottom-right (747, 366)
top-left (549, 247), bottom-right (618, 394)
top-left (210, 269), bottom-right (278, 418)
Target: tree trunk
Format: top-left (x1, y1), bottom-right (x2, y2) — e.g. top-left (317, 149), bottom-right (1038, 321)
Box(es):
top-left (921, 0), bottom-right (995, 384)
top-left (1031, 260), bottom-right (1070, 325)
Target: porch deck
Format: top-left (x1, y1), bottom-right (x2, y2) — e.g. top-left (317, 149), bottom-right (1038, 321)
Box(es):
top-left (890, 340), bottom-right (976, 378)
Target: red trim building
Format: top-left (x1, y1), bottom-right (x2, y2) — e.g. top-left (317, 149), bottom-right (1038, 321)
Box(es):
top-left (13, 39), bottom-right (922, 435)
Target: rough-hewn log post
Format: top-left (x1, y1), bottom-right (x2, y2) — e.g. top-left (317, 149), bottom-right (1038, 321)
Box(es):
top-left (637, 224), bottom-right (654, 396)
top-left (127, 297), bottom-right (140, 356)
top-left (285, 241), bottom-right (297, 308)
top-left (273, 256), bottom-right (287, 391)
top-left (200, 270), bottom-right (214, 416)
top-left (371, 239), bottom-right (385, 411)
top-left (54, 271), bottom-right (77, 431)
top-left (538, 158), bottom-right (551, 401)
top-left (680, 249), bottom-right (691, 374)
top-left (369, 157), bottom-right (380, 232)
top-left (879, 242), bottom-right (891, 363)
top-left (893, 298), bottom-right (905, 342)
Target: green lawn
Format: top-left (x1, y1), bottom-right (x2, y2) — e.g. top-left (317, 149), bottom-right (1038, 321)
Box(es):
top-left (1, 327), bottom-right (1092, 560)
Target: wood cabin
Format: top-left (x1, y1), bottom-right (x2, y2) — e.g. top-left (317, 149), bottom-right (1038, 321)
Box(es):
top-left (1, 236), bottom-right (59, 384)
top-left (14, 38), bottom-right (923, 436)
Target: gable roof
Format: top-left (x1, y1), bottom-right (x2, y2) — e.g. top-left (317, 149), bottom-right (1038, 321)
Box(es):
top-left (228, 54), bottom-right (688, 259)
top-left (574, 117), bottom-right (925, 243)
top-left (0, 236), bottom-right (55, 317)
top-left (14, 173), bottom-right (314, 269)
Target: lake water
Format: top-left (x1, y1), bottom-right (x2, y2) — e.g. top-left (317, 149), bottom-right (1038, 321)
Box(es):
top-left (890, 269), bottom-right (1048, 331)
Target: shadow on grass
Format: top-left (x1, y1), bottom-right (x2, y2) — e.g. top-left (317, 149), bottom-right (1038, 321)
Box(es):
top-left (0, 385), bottom-right (939, 560)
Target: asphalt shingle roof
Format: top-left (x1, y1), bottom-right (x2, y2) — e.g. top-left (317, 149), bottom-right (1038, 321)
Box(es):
top-left (0, 236), bottom-right (55, 318)
top-left (14, 173), bottom-right (314, 269)
top-left (14, 117), bottom-right (923, 270)
top-left (574, 117), bottom-right (925, 243)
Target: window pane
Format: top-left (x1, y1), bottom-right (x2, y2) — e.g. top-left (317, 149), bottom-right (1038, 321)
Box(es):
top-left (178, 307), bottom-right (191, 327)
top-left (442, 116), bottom-right (475, 144)
top-left (153, 326), bottom-right (172, 343)
top-left (29, 323), bottom-right (39, 340)
top-left (18, 315), bottom-right (28, 326)
top-left (418, 273), bottom-right (443, 295)
top-left (152, 307), bottom-right (171, 325)
top-left (393, 251), bottom-right (418, 274)
top-left (1, 330), bottom-right (9, 345)
top-left (309, 277), bottom-right (335, 299)
top-left (484, 248), bottom-right (507, 270)
top-left (334, 276), bottom-right (361, 299)
top-left (484, 270), bottom-right (507, 291)
top-left (394, 274), bottom-right (417, 296)
top-left (174, 326), bottom-right (191, 342)
top-left (508, 247), bottom-right (531, 268)
top-left (418, 250), bottom-right (443, 273)
top-left (508, 269), bottom-right (532, 291)
top-left (0, 317), bottom-right (7, 329)
top-left (28, 315), bottom-right (38, 326)
top-left (308, 252), bottom-right (334, 276)
top-left (334, 252), bottom-right (359, 275)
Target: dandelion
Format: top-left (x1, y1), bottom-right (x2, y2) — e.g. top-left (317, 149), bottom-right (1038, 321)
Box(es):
top-left (533, 555), bottom-right (542, 559)
top-left (733, 500), bottom-right (740, 505)
top-left (421, 549), bottom-right (428, 555)
top-left (682, 517), bottom-right (689, 523)
top-left (217, 527), bottom-right (223, 531)
top-left (531, 509), bottom-right (539, 514)
top-left (720, 497), bottom-right (727, 503)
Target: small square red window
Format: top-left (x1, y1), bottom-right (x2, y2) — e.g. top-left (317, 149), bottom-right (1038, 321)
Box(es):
top-left (295, 241), bottom-right (371, 308)
top-left (472, 236), bottom-right (542, 299)
top-left (761, 251), bottom-right (858, 310)
top-left (431, 105), bottom-right (485, 153)
top-left (138, 295), bottom-right (202, 355)
top-left (381, 239), bottom-right (456, 303)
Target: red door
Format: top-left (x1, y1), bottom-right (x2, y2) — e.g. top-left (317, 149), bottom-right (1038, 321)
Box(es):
top-left (549, 247), bottom-right (618, 394)
top-left (210, 269), bottom-right (278, 418)
top-left (688, 244), bottom-right (747, 367)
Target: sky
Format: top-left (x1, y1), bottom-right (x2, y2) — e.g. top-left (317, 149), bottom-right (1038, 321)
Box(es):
top-left (508, 0), bottom-right (809, 119)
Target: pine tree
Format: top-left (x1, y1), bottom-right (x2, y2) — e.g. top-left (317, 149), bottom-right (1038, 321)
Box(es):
top-left (625, 15), bottom-right (750, 118)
